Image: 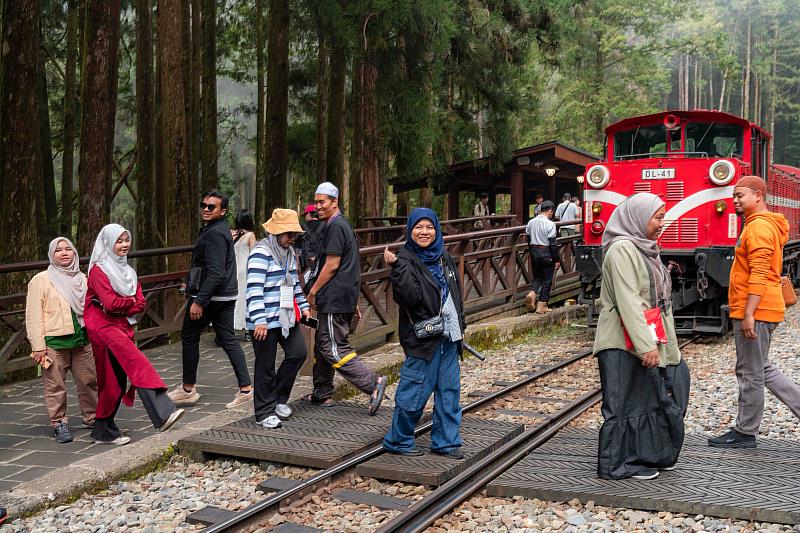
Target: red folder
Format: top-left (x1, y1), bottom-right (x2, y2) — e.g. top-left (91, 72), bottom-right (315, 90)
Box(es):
top-left (622, 307), bottom-right (667, 351)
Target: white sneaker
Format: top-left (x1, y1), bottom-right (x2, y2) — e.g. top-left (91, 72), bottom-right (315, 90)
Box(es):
top-left (275, 403), bottom-right (293, 419)
top-left (94, 436), bottom-right (131, 446)
top-left (226, 390), bottom-right (254, 409)
top-left (159, 408), bottom-right (185, 432)
top-left (258, 415), bottom-right (282, 429)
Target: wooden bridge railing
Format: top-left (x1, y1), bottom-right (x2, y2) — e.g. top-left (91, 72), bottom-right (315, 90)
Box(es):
top-left (0, 220), bottom-right (581, 380)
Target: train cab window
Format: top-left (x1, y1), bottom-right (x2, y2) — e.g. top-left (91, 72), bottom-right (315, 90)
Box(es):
top-left (685, 122), bottom-right (743, 158)
top-left (613, 124), bottom-right (668, 160)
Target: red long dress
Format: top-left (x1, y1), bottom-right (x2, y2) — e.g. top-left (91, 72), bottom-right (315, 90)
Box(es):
top-left (84, 267), bottom-right (167, 418)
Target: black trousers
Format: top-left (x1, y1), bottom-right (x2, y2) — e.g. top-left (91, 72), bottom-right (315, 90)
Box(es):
top-left (181, 299), bottom-right (252, 387)
top-left (530, 247), bottom-right (555, 302)
top-left (91, 350), bottom-right (176, 441)
top-left (596, 349), bottom-right (690, 479)
top-left (252, 325), bottom-right (307, 421)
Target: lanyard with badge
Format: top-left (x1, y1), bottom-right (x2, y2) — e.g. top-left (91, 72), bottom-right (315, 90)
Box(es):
top-left (274, 251), bottom-right (295, 310)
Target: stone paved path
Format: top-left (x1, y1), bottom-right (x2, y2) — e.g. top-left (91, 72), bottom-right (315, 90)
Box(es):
top-left (0, 333), bottom-right (258, 493)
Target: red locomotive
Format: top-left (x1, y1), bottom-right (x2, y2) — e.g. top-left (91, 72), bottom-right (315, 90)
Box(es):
top-left (577, 109), bottom-right (800, 334)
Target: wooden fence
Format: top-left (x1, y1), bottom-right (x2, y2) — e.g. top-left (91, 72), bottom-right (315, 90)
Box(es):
top-left (0, 218), bottom-right (581, 379)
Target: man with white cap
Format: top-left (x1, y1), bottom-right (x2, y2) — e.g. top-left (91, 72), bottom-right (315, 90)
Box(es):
top-left (303, 182), bottom-right (387, 415)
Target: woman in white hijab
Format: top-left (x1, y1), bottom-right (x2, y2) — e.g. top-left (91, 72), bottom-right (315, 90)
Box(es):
top-left (592, 193), bottom-right (690, 481)
top-left (25, 237), bottom-right (98, 444)
top-left (84, 224), bottom-right (184, 445)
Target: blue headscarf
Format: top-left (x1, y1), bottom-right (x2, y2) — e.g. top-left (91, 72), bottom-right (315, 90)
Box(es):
top-left (405, 208), bottom-right (448, 296)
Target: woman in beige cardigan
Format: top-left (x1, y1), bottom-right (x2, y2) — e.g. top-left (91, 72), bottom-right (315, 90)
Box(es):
top-left (593, 193), bottom-right (690, 481)
top-left (25, 238), bottom-right (97, 443)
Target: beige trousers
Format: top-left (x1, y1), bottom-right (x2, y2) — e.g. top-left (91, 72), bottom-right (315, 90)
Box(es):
top-left (43, 345), bottom-right (98, 427)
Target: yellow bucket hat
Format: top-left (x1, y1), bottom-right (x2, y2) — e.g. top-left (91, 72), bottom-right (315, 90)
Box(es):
top-left (262, 208), bottom-right (305, 235)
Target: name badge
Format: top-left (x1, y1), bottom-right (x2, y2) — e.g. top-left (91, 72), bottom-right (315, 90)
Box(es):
top-left (280, 285), bottom-right (294, 309)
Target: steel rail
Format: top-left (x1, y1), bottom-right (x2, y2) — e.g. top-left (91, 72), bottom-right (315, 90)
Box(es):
top-left (201, 348), bottom-right (593, 533)
top-left (377, 388), bottom-right (602, 533)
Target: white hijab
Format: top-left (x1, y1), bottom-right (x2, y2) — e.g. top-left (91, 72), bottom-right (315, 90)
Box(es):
top-left (89, 224), bottom-right (138, 297)
top-left (47, 237), bottom-right (87, 326)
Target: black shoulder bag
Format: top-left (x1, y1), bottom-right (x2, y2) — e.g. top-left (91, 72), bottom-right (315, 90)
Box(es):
top-left (407, 257), bottom-right (445, 339)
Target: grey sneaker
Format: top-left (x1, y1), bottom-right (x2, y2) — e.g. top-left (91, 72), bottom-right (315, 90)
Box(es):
top-left (630, 468), bottom-right (659, 480)
top-left (158, 408), bottom-right (185, 432)
top-left (258, 415), bottom-right (282, 429)
top-left (94, 436), bottom-right (131, 445)
top-left (226, 390), bottom-right (253, 409)
top-left (54, 422), bottom-right (73, 444)
top-left (275, 403), bottom-right (293, 419)
top-left (168, 385), bottom-right (201, 406)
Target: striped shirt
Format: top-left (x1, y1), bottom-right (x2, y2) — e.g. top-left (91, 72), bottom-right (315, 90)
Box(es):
top-left (245, 246), bottom-right (309, 330)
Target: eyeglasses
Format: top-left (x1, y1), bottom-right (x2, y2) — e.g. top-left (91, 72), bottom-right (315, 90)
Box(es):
top-left (199, 202), bottom-right (220, 211)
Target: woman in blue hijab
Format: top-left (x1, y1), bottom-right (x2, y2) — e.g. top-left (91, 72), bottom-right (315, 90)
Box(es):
top-left (382, 208), bottom-right (466, 458)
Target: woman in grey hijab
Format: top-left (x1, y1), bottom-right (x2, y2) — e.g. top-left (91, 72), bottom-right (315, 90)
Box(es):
top-left (592, 193), bottom-right (690, 481)
top-left (25, 237), bottom-right (98, 444)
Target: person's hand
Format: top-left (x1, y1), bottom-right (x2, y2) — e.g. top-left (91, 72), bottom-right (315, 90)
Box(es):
top-left (742, 314), bottom-right (757, 339)
top-left (384, 247), bottom-right (397, 265)
top-left (554, 262), bottom-right (561, 272)
top-left (667, 261), bottom-right (681, 274)
top-left (308, 290), bottom-right (317, 310)
top-left (641, 349), bottom-right (659, 368)
top-left (253, 324), bottom-right (268, 341)
top-left (301, 308), bottom-right (312, 320)
top-left (31, 350), bottom-right (47, 365)
top-left (178, 282), bottom-right (187, 297)
top-left (190, 302), bottom-right (204, 320)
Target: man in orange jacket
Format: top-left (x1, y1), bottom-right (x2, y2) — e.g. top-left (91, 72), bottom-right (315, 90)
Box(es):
top-left (709, 176), bottom-right (800, 448)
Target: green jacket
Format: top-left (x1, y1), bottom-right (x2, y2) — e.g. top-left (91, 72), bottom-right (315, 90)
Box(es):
top-left (592, 239), bottom-right (681, 366)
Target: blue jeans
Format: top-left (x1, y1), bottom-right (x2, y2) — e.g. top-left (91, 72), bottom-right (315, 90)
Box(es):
top-left (383, 339), bottom-right (462, 453)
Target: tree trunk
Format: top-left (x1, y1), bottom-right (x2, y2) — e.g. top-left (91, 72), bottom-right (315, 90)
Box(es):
top-left (255, 0), bottom-right (265, 222)
top-left (361, 54), bottom-right (380, 223)
top-left (190, 0), bottom-right (201, 224)
top-left (325, 45), bottom-right (347, 189)
top-left (37, 38), bottom-right (57, 247)
top-left (692, 57), bottom-right (699, 109)
top-left (154, 8), bottom-right (166, 248)
top-left (158, 0), bottom-right (193, 269)
top-left (265, 0), bottom-right (289, 212)
top-left (349, 54), bottom-right (363, 224)
top-left (0, 0), bottom-right (42, 274)
top-left (200, 0), bottom-right (218, 191)
top-left (136, 0), bottom-right (157, 273)
top-left (77, 0), bottom-right (121, 252)
top-left (181, 0), bottom-right (197, 235)
top-left (61, 0), bottom-right (79, 238)
top-left (743, 16), bottom-right (751, 119)
top-left (315, 19), bottom-right (329, 183)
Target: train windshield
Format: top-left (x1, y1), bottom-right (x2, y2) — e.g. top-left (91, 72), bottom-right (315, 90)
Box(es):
top-left (613, 125), bottom-right (680, 160)
top-left (685, 122), bottom-right (743, 158)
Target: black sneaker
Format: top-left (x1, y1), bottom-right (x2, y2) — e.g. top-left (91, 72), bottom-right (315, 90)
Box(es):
top-left (630, 467), bottom-right (659, 480)
top-left (432, 447), bottom-right (464, 459)
top-left (54, 422), bottom-right (73, 443)
top-left (708, 428), bottom-right (756, 448)
top-left (387, 446), bottom-right (425, 457)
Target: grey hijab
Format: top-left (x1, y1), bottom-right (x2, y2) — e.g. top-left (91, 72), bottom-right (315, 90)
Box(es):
top-left (602, 193), bottom-right (671, 302)
top-left (47, 237), bottom-right (87, 326)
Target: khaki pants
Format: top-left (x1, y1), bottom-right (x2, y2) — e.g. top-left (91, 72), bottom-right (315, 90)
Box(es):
top-left (44, 345), bottom-right (98, 427)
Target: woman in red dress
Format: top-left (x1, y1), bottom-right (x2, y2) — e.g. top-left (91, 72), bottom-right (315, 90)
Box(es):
top-left (84, 224), bottom-right (184, 445)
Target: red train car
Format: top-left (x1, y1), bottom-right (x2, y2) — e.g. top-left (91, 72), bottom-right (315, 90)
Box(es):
top-left (576, 110), bottom-right (800, 334)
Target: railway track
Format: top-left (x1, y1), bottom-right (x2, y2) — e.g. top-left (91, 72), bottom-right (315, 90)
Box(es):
top-left (201, 336), bottom-right (701, 532)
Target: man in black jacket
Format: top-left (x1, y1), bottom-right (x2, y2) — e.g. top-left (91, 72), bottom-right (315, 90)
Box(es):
top-left (169, 190), bottom-right (253, 409)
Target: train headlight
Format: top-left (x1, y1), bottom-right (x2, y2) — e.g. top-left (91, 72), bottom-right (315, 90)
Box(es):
top-left (592, 202), bottom-right (602, 214)
top-left (586, 165), bottom-right (610, 189)
top-left (709, 160), bottom-right (735, 185)
top-left (590, 220), bottom-right (605, 234)
top-left (714, 200), bottom-right (727, 213)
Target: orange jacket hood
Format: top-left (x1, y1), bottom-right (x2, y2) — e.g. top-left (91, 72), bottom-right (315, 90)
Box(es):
top-left (745, 211), bottom-right (789, 247)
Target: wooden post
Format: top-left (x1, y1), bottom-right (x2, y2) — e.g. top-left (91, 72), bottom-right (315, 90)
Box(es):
top-left (488, 182), bottom-right (497, 217)
top-left (510, 167), bottom-right (524, 224)
top-left (447, 181), bottom-right (460, 220)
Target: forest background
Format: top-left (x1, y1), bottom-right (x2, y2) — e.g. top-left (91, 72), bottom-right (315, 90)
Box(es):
top-left (1, 0), bottom-right (799, 273)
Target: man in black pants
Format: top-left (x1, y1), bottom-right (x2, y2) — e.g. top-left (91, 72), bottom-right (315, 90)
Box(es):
top-left (169, 190), bottom-right (253, 409)
top-left (524, 201), bottom-right (560, 314)
top-left (305, 182), bottom-right (387, 414)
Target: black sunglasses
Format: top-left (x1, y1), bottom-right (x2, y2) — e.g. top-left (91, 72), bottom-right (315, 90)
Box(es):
top-left (199, 202), bottom-right (221, 211)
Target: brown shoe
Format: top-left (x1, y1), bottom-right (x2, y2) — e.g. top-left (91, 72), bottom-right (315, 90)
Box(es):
top-left (525, 291), bottom-right (538, 312)
top-left (168, 385), bottom-right (201, 406)
top-left (535, 301), bottom-right (550, 314)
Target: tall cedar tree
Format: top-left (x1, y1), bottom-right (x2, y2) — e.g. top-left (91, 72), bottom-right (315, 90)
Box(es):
top-left (265, 0), bottom-right (289, 211)
top-left (158, 0), bottom-right (193, 268)
top-left (37, 31), bottom-right (57, 245)
top-left (315, 14), bottom-right (329, 183)
top-left (0, 0), bottom-right (42, 280)
top-left (61, 0), bottom-right (79, 238)
top-left (190, 0), bottom-right (201, 223)
top-left (136, 0), bottom-right (157, 273)
top-left (181, 0), bottom-right (197, 231)
top-left (77, 0), bottom-right (121, 252)
top-left (201, 0), bottom-right (218, 191)
top-left (325, 48), bottom-right (347, 189)
top-left (255, 0), bottom-right (266, 222)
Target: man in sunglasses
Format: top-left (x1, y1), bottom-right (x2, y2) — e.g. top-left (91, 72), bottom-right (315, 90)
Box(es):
top-left (169, 190), bottom-right (254, 409)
